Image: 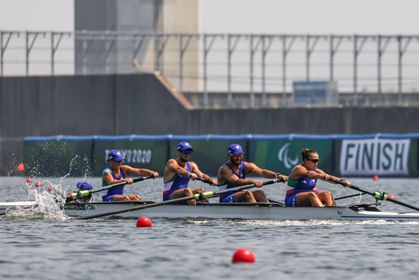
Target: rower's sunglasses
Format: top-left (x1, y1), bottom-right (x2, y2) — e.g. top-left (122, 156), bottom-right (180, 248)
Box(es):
top-left (181, 150), bottom-right (193, 155)
top-left (308, 158), bottom-right (319, 163)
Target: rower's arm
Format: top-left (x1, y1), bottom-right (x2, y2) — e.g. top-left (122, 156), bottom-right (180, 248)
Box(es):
top-left (103, 170), bottom-right (129, 185)
top-left (291, 165), bottom-right (323, 180)
top-left (123, 165), bottom-right (159, 178)
top-left (166, 159), bottom-right (195, 179)
top-left (219, 165), bottom-right (263, 187)
top-left (246, 162), bottom-right (288, 182)
top-left (191, 163), bottom-right (217, 185)
top-left (315, 169), bottom-right (352, 187)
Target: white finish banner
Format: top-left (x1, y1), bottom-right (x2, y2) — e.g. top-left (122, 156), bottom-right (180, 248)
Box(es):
top-left (340, 139), bottom-right (410, 176)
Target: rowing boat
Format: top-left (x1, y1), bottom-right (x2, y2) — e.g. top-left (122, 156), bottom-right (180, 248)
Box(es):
top-left (2, 201), bottom-right (419, 221)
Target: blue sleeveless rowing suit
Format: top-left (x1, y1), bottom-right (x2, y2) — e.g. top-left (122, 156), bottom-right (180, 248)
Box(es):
top-left (285, 171), bottom-right (318, 207)
top-left (163, 162), bottom-right (191, 201)
top-left (219, 161), bottom-right (246, 203)
top-left (102, 168), bottom-right (126, 201)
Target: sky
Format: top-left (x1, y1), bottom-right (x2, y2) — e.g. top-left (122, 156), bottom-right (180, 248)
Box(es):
top-left (0, 0), bottom-right (419, 34)
top-left (0, 0), bottom-right (74, 31)
top-left (201, 0), bottom-right (419, 34)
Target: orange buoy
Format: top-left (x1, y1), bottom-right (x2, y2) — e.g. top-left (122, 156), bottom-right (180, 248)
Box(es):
top-left (136, 216), bottom-right (152, 228)
top-left (17, 163), bottom-right (25, 173)
top-left (26, 178), bottom-right (33, 183)
top-left (232, 248), bottom-right (256, 264)
top-left (373, 175), bottom-right (379, 181)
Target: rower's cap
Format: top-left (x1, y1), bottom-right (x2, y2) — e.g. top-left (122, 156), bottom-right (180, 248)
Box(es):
top-left (76, 181), bottom-right (93, 191)
top-left (228, 144), bottom-right (244, 156)
top-left (177, 141), bottom-right (193, 152)
top-left (107, 149), bottom-right (124, 162)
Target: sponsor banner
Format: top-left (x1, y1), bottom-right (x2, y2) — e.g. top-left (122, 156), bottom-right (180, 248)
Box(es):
top-left (168, 139), bottom-right (248, 176)
top-left (250, 139), bottom-right (333, 174)
top-left (23, 140), bottom-right (93, 177)
top-left (93, 139), bottom-right (167, 175)
top-left (339, 139), bottom-right (410, 176)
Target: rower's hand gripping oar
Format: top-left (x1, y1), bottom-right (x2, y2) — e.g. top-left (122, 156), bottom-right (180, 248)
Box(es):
top-left (337, 182), bottom-right (419, 212)
top-left (67, 176), bottom-right (153, 200)
top-left (80, 179), bottom-right (281, 220)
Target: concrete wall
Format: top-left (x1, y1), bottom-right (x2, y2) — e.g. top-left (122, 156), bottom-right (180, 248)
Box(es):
top-left (1, 73), bottom-right (419, 175)
top-left (1, 73), bottom-right (419, 137)
top-left (74, 0), bottom-right (201, 91)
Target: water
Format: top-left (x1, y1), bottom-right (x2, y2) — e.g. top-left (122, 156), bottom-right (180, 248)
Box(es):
top-left (1, 177), bottom-right (419, 279)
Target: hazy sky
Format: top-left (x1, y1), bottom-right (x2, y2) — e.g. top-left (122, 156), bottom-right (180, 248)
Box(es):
top-left (1, 0), bottom-right (419, 34)
top-left (201, 0), bottom-right (419, 34)
top-left (0, 0), bottom-right (74, 31)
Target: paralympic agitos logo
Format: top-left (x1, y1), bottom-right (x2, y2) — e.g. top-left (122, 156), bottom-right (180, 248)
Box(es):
top-left (277, 143), bottom-right (299, 169)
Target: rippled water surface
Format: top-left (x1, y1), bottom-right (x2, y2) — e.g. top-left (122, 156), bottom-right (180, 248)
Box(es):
top-left (1, 177), bottom-right (419, 279)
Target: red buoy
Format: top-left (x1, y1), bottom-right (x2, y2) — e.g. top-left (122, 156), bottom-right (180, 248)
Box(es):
top-left (136, 216), bottom-right (152, 228)
top-left (232, 248), bottom-right (256, 264)
top-left (35, 181), bottom-right (44, 187)
top-left (17, 163), bottom-right (25, 173)
top-left (373, 175), bottom-right (379, 181)
top-left (26, 178), bottom-right (33, 183)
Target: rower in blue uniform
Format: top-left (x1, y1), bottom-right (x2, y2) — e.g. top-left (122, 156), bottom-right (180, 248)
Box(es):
top-left (285, 148), bottom-right (351, 207)
top-left (163, 141), bottom-right (216, 205)
top-left (66, 182), bottom-right (94, 203)
top-left (217, 144), bottom-right (288, 203)
top-left (102, 149), bottom-right (159, 201)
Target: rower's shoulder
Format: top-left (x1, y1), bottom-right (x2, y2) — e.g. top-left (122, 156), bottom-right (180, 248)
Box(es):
top-left (217, 163), bottom-right (229, 175)
top-left (188, 161), bottom-right (198, 168)
top-left (166, 158), bottom-right (178, 165)
top-left (292, 164), bottom-right (306, 172)
top-left (102, 168), bottom-right (112, 175)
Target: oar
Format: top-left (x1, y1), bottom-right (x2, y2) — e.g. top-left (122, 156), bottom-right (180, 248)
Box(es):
top-left (339, 183), bottom-right (419, 211)
top-left (335, 193), bottom-right (364, 201)
top-left (80, 179), bottom-right (281, 219)
top-left (67, 176), bottom-right (153, 200)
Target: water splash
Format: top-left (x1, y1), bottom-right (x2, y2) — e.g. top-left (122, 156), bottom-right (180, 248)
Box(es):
top-left (4, 179), bottom-right (68, 221)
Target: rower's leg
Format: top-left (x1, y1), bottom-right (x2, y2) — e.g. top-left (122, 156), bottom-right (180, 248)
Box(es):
top-left (170, 188), bottom-right (196, 205)
top-left (111, 195), bottom-right (130, 201)
top-left (296, 192), bottom-right (323, 207)
top-left (192, 187), bottom-right (205, 194)
top-left (128, 195), bottom-right (142, 201)
top-left (234, 190), bottom-right (257, 203)
top-left (252, 190), bottom-right (268, 203)
top-left (318, 191), bottom-right (334, 207)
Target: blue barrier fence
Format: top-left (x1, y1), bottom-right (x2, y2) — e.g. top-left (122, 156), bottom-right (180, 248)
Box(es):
top-left (23, 134), bottom-right (419, 177)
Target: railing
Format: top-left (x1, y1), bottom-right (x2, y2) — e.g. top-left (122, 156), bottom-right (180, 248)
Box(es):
top-left (2, 30), bottom-right (419, 107)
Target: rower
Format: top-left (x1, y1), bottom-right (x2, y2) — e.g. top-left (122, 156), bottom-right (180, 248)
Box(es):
top-left (66, 182), bottom-right (94, 203)
top-left (217, 144), bottom-right (288, 203)
top-left (285, 148), bottom-right (352, 207)
top-left (163, 141), bottom-right (216, 205)
top-left (102, 149), bottom-right (159, 201)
